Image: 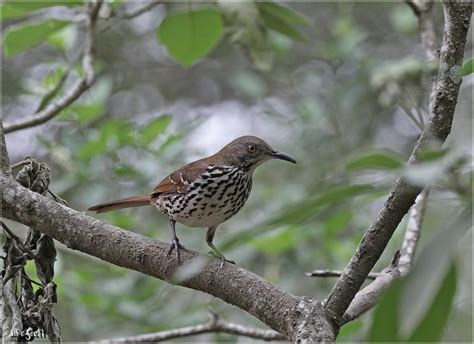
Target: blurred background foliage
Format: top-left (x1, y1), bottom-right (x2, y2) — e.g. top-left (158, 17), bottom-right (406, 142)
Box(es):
top-left (2, 0), bottom-right (472, 342)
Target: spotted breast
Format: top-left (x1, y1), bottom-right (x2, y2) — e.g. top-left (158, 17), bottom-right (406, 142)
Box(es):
top-left (154, 165), bottom-right (252, 228)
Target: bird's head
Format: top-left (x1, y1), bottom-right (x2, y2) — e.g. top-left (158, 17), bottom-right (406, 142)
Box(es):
top-left (219, 135), bottom-right (296, 171)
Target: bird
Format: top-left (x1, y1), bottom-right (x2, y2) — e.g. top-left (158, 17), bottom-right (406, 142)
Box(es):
top-left (88, 135), bottom-right (296, 263)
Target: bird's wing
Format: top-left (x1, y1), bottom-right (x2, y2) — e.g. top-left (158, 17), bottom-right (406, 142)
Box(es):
top-left (151, 159), bottom-right (210, 196)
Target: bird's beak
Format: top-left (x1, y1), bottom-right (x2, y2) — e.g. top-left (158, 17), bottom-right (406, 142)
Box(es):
top-left (271, 151), bottom-right (297, 164)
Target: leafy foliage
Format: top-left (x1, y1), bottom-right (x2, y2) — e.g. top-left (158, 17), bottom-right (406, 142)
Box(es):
top-left (3, 19), bottom-right (71, 56)
top-left (2, 1), bottom-right (471, 342)
top-left (346, 150), bottom-right (405, 171)
top-left (158, 7), bottom-right (223, 66)
top-left (462, 58), bottom-right (473, 76)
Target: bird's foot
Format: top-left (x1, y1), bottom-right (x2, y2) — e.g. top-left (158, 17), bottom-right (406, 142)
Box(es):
top-left (168, 238), bottom-right (185, 262)
top-left (208, 250), bottom-right (236, 267)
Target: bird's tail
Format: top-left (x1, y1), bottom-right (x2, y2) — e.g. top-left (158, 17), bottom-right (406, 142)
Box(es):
top-left (88, 195), bottom-right (151, 213)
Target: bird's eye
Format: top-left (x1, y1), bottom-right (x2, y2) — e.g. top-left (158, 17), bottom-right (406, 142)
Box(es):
top-left (248, 145), bottom-right (256, 153)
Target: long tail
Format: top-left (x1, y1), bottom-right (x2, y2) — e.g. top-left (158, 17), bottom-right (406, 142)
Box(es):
top-left (88, 195), bottom-right (151, 213)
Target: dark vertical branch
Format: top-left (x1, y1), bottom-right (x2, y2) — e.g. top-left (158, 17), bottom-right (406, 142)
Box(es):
top-left (324, 1), bottom-right (472, 328)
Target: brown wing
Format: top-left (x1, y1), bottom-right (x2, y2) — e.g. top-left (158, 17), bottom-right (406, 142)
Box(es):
top-left (151, 159), bottom-right (211, 196)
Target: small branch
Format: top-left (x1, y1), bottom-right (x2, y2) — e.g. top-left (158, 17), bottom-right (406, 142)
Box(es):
top-left (398, 189), bottom-right (429, 276)
top-left (406, 0), bottom-right (438, 110)
top-left (341, 252), bottom-right (401, 325)
top-left (3, 0), bottom-right (104, 134)
top-left (400, 104), bottom-right (424, 131)
top-left (10, 157), bottom-right (32, 170)
top-left (93, 309), bottom-right (284, 343)
top-left (121, 0), bottom-right (162, 19)
top-left (306, 270), bottom-right (381, 280)
top-left (324, 1), bottom-right (471, 328)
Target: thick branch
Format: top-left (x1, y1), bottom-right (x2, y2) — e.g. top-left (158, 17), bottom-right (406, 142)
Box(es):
top-left (3, 0), bottom-right (103, 134)
top-left (1, 177), bottom-right (335, 342)
top-left (324, 1), bottom-right (471, 328)
top-left (94, 310), bottom-right (284, 343)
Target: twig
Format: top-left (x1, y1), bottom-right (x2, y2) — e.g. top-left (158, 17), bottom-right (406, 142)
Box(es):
top-left (121, 0), bottom-right (162, 20)
top-left (405, 0), bottom-right (438, 108)
top-left (10, 157), bottom-right (32, 170)
top-left (324, 1), bottom-right (471, 328)
top-left (306, 270), bottom-right (381, 280)
top-left (92, 309), bottom-right (284, 343)
top-left (400, 104), bottom-right (424, 131)
top-left (3, 0), bottom-right (104, 134)
top-left (398, 189), bottom-right (429, 276)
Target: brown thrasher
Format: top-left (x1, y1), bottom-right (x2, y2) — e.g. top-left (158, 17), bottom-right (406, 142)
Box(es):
top-left (88, 136), bottom-right (296, 263)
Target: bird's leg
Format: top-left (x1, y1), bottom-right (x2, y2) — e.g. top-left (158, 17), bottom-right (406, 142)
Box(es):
top-left (206, 226), bottom-right (235, 266)
top-left (167, 219), bottom-right (185, 261)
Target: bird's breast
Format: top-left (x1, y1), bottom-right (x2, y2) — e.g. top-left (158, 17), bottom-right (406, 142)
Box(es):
top-left (153, 166), bottom-right (253, 227)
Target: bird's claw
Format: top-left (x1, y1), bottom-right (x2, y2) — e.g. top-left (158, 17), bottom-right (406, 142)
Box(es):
top-left (208, 250), bottom-right (236, 267)
top-left (168, 238), bottom-right (185, 262)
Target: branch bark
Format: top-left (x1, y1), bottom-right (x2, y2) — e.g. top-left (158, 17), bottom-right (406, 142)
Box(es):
top-left (93, 309), bottom-right (284, 343)
top-left (324, 1), bottom-right (471, 329)
top-left (1, 176), bottom-right (335, 342)
top-left (340, 253), bottom-right (401, 325)
top-left (3, 0), bottom-right (103, 134)
top-left (398, 189), bottom-right (429, 276)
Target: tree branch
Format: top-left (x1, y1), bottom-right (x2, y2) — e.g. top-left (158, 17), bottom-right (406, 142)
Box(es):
top-left (120, 0), bottom-right (162, 20)
top-left (3, 0), bottom-right (103, 134)
top-left (340, 252), bottom-right (401, 325)
top-left (305, 270), bottom-right (381, 280)
top-left (93, 309), bottom-right (284, 343)
top-left (405, 0), bottom-right (439, 110)
top-left (398, 189), bottom-right (429, 276)
top-left (324, 1), bottom-right (471, 328)
top-left (1, 175), bottom-right (335, 342)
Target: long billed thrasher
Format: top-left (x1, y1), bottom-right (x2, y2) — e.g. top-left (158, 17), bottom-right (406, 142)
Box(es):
top-left (88, 136), bottom-right (296, 263)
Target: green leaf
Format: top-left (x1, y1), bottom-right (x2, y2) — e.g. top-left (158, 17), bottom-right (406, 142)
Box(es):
top-left (3, 19), bottom-right (70, 56)
top-left (1, 1), bottom-right (82, 21)
top-left (417, 147), bottom-right (449, 162)
top-left (257, 2), bottom-right (308, 25)
top-left (346, 150), bottom-right (405, 171)
top-left (158, 8), bottom-right (223, 66)
top-left (462, 58), bottom-right (473, 76)
top-left (36, 69), bottom-right (69, 112)
top-left (269, 184), bottom-right (375, 226)
top-left (368, 281), bottom-right (402, 341)
top-left (250, 226), bottom-right (297, 254)
top-left (408, 264), bottom-right (457, 342)
top-left (1, 4), bottom-right (27, 20)
top-left (323, 209), bottom-right (352, 236)
top-left (72, 103), bottom-right (104, 124)
top-left (260, 11), bottom-right (306, 41)
top-left (141, 116), bottom-right (171, 144)
top-left (399, 209), bottom-right (470, 337)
